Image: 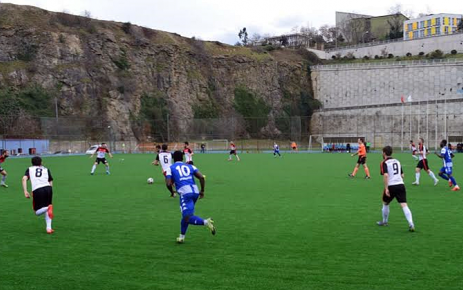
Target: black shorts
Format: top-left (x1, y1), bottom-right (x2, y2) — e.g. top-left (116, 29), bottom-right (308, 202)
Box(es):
top-left (382, 184), bottom-right (407, 204)
top-left (230, 150), bottom-right (236, 155)
top-left (357, 156), bottom-right (366, 164)
top-left (96, 158), bottom-right (108, 164)
top-left (32, 186), bottom-right (53, 211)
top-left (417, 159), bottom-right (429, 170)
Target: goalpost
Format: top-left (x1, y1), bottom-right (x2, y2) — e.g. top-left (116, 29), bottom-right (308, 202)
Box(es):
top-left (308, 135), bottom-right (324, 152)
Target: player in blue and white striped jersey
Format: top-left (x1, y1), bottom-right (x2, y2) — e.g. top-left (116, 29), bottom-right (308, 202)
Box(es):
top-left (435, 139), bottom-right (460, 191)
top-left (273, 142), bottom-right (281, 157)
top-left (165, 151), bottom-right (216, 243)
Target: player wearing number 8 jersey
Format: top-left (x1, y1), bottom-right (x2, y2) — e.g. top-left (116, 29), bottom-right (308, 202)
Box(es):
top-left (22, 156), bottom-right (55, 234)
top-left (166, 151), bottom-right (216, 243)
top-left (377, 146), bottom-right (415, 232)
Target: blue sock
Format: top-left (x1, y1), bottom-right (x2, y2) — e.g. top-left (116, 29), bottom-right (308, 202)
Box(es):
top-left (450, 176), bottom-right (458, 186)
top-left (181, 219), bottom-right (189, 235)
top-left (188, 216), bottom-right (205, 225)
top-left (439, 172), bottom-right (449, 180)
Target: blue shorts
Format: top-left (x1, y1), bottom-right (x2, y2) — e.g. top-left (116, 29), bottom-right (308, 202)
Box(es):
top-left (441, 166), bottom-right (453, 175)
top-left (179, 193), bottom-right (199, 218)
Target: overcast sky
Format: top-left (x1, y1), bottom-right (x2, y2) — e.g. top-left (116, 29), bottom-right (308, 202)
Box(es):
top-left (3, 0), bottom-right (459, 44)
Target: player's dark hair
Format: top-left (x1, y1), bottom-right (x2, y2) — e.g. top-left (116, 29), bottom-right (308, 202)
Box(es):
top-left (419, 138), bottom-right (424, 143)
top-left (184, 141), bottom-right (189, 145)
top-left (410, 140), bottom-right (413, 143)
top-left (156, 145), bottom-right (161, 149)
top-left (441, 139), bottom-right (447, 146)
top-left (382, 146), bottom-right (393, 156)
top-left (173, 151), bottom-right (183, 162)
top-left (31, 156), bottom-right (42, 166)
top-left (359, 138), bottom-right (365, 143)
top-left (162, 144), bottom-right (168, 150)
top-left (101, 143), bottom-right (106, 145)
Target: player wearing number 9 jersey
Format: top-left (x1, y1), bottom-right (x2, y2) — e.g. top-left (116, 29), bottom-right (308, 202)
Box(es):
top-left (22, 156), bottom-right (55, 234)
top-left (377, 146), bottom-right (415, 232)
top-left (165, 151), bottom-right (216, 243)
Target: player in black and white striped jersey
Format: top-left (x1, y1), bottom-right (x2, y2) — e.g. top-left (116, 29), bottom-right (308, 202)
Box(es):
top-left (22, 156), bottom-right (55, 234)
top-left (377, 146), bottom-right (415, 232)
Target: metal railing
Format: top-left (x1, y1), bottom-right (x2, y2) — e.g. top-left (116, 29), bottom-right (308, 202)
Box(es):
top-left (312, 58), bottom-right (463, 70)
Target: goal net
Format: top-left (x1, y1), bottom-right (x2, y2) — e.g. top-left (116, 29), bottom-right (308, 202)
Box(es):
top-left (309, 135), bottom-right (364, 152)
top-left (205, 139), bottom-right (229, 152)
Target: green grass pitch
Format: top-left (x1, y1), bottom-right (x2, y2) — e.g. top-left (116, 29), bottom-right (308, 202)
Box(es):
top-left (1, 152), bottom-right (463, 290)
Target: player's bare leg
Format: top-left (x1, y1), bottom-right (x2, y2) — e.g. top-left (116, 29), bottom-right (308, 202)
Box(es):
top-left (363, 164), bottom-right (371, 179)
top-left (349, 164), bottom-right (360, 177)
top-left (0, 170), bottom-right (8, 188)
top-left (236, 154), bottom-right (240, 161)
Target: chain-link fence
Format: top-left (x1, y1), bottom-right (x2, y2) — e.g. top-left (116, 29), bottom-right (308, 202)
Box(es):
top-left (0, 115), bottom-right (313, 154)
top-left (310, 109), bottom-right (463, 152)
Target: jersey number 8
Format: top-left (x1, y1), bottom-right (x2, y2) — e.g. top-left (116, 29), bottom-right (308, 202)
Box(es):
top-left (35, 168), bottom-right (43, 177)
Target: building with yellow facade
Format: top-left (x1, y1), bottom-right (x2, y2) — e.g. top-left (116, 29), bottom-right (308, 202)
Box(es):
top-left (404, 14), bottom-right (462, 40)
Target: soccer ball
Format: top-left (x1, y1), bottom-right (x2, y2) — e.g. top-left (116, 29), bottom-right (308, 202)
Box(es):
top-left (147, 178), bottom-right (154, 184)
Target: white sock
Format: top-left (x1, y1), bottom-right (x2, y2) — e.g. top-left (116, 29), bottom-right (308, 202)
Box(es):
top-left (415, 172), bottom-right (420, 183)
top-left (204, 219), bottom-right (209, 226)
top-left (428, 171), bottom-right (438, 182)
top-left (105, 165), bottom-right (110, 172)
top-left (402, 206), bottom-right (414, 227)
top-left (1, 175), bottom-right (6, 183)
top-left (35, 207), bottom-right (48, 216)
top-left (236, 155), bottom-right (240, 161)
top-left (179, 234), bottom-right (185, 239)
top-left (228, 155), bottom-right (232, 159)
top-left (45, 212), bottom-right (52, 230)
top-left (382, 204), bottom-right (390, 223)
top-left (91, 164), bottom-right (96, 173)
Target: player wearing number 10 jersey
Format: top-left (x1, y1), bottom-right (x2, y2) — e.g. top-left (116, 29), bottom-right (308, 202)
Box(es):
top-left (22, 156), bottom-right (55, 234)
top-left (377, 146), bottom-right (415, 232)
top-left (166, 151), bottom-right (216, 243)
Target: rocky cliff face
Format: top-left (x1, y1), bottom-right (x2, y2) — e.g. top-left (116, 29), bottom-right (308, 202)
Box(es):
top-left (0, 4), bottom-right (317, 141)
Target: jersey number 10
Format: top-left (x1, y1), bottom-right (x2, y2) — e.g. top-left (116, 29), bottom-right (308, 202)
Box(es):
top-left (176, 165), bottom-right (191, 177)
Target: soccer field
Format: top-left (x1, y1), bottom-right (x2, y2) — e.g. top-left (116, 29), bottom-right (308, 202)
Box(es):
top-left (1, 152), bottom-right (463, 290)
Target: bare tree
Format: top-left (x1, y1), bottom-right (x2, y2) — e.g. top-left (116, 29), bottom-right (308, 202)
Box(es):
top-left (388, 4), bottom-right (414, 19)
top-left (81, 10), bottom-right (92, 18)
top-left (238, 27), bottom-right (249, 46)
top-left (249, 33), bottom-right (262, 44)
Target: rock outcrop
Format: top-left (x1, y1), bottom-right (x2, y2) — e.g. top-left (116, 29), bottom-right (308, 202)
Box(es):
top-left (0, 4), bottom-right (317, 141)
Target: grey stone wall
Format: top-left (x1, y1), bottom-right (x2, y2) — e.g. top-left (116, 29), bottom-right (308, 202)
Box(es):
top-left (312, 32), bottom-right (463, 59)
top-left (311, 60), bottom-right (463, 149)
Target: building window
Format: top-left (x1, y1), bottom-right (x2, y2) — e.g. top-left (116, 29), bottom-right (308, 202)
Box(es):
top-left (413, 31), bottom-right (418, 38)
top-left (420, 21), bottom-right (424, 28)
top-left (408, 23), bottom-right (413, 31)
top-left (427, 28), bottom-right (431, 36)
top-left (420, 30), bottom-right (425, 38)
top-left (436, 17), bottom-right (441, 25)
top-left (436, 27), bottom-right (441, 35)
top-left (445, 26), bottom-right (449, 34)
top-left (427, 19), bottom-right (431, 26)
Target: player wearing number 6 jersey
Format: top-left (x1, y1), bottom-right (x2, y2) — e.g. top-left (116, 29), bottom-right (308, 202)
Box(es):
top-left (166, 151), bottom-right (216, 243)
top-left (377, 146), bottom-right (415, 232)
top-left (22, 156), bottom-right (55, 234)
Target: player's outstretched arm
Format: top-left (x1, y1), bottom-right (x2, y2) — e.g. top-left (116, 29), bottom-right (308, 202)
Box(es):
top-left (109, 152), bottom-right (113, 158)
top-left (22, 176), bottom-right (30, 198)
top-left (194, 171), bottom-right (206, 198)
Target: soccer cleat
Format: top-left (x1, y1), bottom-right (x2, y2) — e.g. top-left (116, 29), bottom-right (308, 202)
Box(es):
top-left (205, 218), bottom-right (216, 235)
top-left (452, 185), bottom-right (460, 191)
top-left (91, 172), bottom-right (94, 175)
top-left (1, 183), bottom-right (8, 188)
top-left (106, 171), bottom-right (110, 175)
top-left (47, 205), bottom-right (54, 219)
top-left (412, 182), bottom-right (419, 186)
top-left (348, 173), bottom-right (354, 178)
top-left (365, 176), bottom-right (371, 179)
top-left (409, 225), bottom-right (415, 232)
top-left (46, 229), bottom-right (55, 234)
top-left (434, 179), bottom-right (439, 186)
top-left (376, 221), bottom-right (388, 226)
top-left (176, 236), bottom-right (185, 244)
top-left (449, 180), bottom-right (453, 187)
